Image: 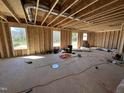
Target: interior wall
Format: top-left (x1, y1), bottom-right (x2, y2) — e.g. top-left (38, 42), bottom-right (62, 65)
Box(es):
top-left (94, 28), bottom-right (124, 53)
top-left (0, 22), bottom-right (91, 58)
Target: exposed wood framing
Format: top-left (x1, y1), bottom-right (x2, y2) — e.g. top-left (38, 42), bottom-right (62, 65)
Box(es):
top-left (0, 14), bottom-right (8, 22)
top-left (118, 23), bottom-right (124, 53)
top-left (84, 4), bottom-right (124, 21)
top-left (79, 0), bottom-right (119, 19)
top-left (73, 10), bottom-right (124, 29)
top-left (19, 0), bottom-right (27, 23)
top-left (34, 0), bottom-right (40, 24)
top-left (41, 0), bottom-right (59, 25)
top-left (1, 0), bottom-right (20, 23)
top-left (61, 4), bottom-right (124, 27)
top-left (47, 0), bottom-right (79, 26)
top-left (89, 11), bottom-right (124, 23)
top-left (76, 13), bottom-right (124, 29)
top-left (53, 0), bottom-right (98, 27)
top-left (60, 0), bottom-right (119, 28)
top-left (83, 16), bottom-right (124, 29)
top-left (94, 30), bottom-right (123, 52)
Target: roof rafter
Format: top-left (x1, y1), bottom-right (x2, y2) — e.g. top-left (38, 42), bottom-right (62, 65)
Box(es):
top-left (1, 0), bottom-right (20, 23)
top-left (61, 3), bottom-right (124, 27)
top-left (67, 10), bottom-right (124, 28)
top-left (0, 12), bottom-right (8, 22)
top-left (53, 0), bottom-right (98, 27)
top-left (59, 0), bottom-right (119, 28)
top-left (19, 0), bottom-right (27, 23)
top-left (0, 16), bottom-right (8, 22)
top-left (41, 0), bottom-right (59, 25)
top-left (47, 0), bottom-right (79, 26)
top-left (79, 0), bottom-right (119, 19)
top-left (34, 0), bottom-right (40, 24)
top-left (89, 11), bottom-right (124, 22)
top-left (80, 16), bottom-right (124, 29)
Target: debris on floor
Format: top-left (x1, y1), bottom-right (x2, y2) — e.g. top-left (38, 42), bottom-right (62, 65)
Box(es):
top-left (25, 89), bottom-right (33, 93)
top-left (25, 61), bottom-right (33, 64)
top-left (51, 64), bottom-right (60, 69)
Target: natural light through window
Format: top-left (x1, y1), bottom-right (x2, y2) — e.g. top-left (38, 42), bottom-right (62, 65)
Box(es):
top-left (72, 32), bottom-right (78, 49)
top-left (53, 31), bottom-right (61, 47)
top-left (83, 33), bottom-right (88, 41)
top-left (10, 27), bottom-right (27, 50)
top-left (22, 56), bottom-right (45, 59)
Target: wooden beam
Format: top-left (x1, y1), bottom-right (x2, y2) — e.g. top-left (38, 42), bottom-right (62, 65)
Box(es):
top-left (47, 0), bottom-right (79, 26)
top-left (19, 0), bottom-right (28, 23)
top-left (34, 0), bottom-right (40, 24)
top-left (84, 4), bottom-right (124, 21)
top-left (79, 0), bottom-right (119, 19)
top-left (89, 10), bottom-right (124, 22)
top-left (41, 0), bottom-right (59, 25)
top-left (0, 16), bottom-right (8, 22)
top-left (73, 17), bottom-right (123, 30)
top-left (53, 0), bottom-right (98, 27)
top-left (80, 18), bottom-right (124, 30)
top-left (60, 0), bottom-right (119, 27)
top-left (0, 12), bottom-right (8, 22)
top-left (1, 0), bottom-right (20, 23)
top-left (92, 14), bottom-right (124, 23)
top-left (61, 4), bottom-right (124, 27)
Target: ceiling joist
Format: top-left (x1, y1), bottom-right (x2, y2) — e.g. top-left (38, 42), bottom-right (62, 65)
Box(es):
top-left (47, 0), bottom-right (79, 26)
top-left (41, 0), bottom-right (59, 25)
top-left (59, 0), bottom-right (119, 28)
top-left (53, 0), bottom-right (98, 27)
top-left (61, 3), bottom-right (124, 27)
top-left (0, 16), bottom-right (8, 22)
top-left (34, 0), bottom-right (40, 24)
top-left (85, 4), bottom-right (124, 21)
top-left (1, 0), bottom-right (20, 23)
top-left (80, 16), bottom-right (124, 29)
top-left (19, 0), bottom-right (27, 23)
top-left (90, 11), bottom-right (124, 23)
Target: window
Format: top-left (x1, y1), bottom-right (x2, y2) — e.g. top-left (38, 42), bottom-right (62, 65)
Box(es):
top-left (83, 33), bottom-right (88, 41)
top-left (72, 32), bottom-right (78, 49)
top-left (10, 27), bottom-right (27, 50)
top-left (53, 31), bottom-right (61, 47)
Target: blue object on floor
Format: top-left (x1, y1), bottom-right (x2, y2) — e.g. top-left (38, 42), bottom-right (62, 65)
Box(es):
top-left (51, 64), bottom-right (60, 69)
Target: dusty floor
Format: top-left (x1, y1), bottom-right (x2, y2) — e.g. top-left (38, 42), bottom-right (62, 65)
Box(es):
top-left (0, 50), bottom-right (124, 93)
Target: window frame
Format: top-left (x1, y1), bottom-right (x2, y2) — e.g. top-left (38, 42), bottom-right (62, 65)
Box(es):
top-left (71, 32), bottom-right (78, 49)
top-left (10, 27), bottom-right (28, 50)
top-left (83, 33), bottom-right (88, 41)
top-left (53, 31), bottom-right (61, 47)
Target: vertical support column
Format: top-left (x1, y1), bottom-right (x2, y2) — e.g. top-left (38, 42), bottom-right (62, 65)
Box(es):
top-left (118, 23), bottom-right (124, 54)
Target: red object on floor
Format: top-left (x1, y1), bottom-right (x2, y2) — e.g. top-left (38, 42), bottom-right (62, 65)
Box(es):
top-left (59, 53), bottom-right (71, 59)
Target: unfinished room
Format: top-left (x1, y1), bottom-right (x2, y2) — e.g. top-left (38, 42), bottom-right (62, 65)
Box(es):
top-left (0, 0), bottom-right (124, 93)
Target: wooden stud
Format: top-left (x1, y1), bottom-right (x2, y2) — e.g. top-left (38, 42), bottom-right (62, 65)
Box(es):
top-left (118, 23), bottom-right (124, 53)
top-left (41, 0), bottom-right (59, 25)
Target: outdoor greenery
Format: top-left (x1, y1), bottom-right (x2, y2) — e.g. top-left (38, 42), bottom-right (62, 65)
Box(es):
top-left (53, 31), bottom-right (61, 47)
top-left (72, 32), bottom-right (78, 49)
top-left (11, 27), bottom-right (27, 50)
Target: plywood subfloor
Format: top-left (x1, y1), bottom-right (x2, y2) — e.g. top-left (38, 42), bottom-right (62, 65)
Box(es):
top-left (0, 50), bottom-right (124, 93)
